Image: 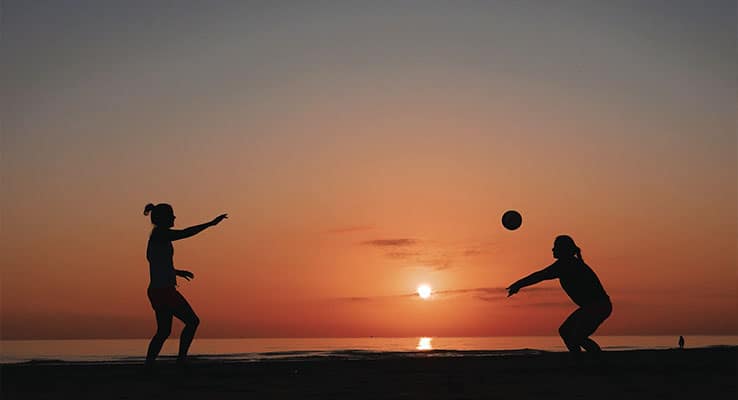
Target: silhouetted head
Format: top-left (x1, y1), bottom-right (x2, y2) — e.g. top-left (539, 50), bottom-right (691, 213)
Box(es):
top-left (552, 235), bottom-right (582, 260)
top-left (143, 203), bottom-right (175, 228)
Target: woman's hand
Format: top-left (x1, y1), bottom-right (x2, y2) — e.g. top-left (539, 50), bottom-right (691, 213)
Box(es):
top-left (506, 284), bottom-right (520, 297)
top-left (210, 213), bottom-right (228, 226)
top-left (176, 270), bottom-right (195, 281)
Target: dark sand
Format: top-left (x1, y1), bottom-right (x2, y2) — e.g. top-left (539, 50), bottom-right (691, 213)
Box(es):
top-left (2, 347), bottom-right (735, 399)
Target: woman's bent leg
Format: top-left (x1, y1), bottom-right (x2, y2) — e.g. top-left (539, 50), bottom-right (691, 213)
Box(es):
top-left (172, 297), bottom-right (200, 362)
top-left (559, 308), bottom-right (585, 352)
top-left (146, 309), bottom-right (173, 364)
top-left (577, 300), bottom-right (612, 353)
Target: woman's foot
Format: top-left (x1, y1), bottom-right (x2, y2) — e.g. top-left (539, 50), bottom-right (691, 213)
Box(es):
top-left (581, 338), bottom-right (602, 352)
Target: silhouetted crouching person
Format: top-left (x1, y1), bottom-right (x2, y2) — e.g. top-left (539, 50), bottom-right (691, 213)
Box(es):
top-left (507, 235), bottom-right (612, 353)
top-left (143, 203), bottom-right (227, 367)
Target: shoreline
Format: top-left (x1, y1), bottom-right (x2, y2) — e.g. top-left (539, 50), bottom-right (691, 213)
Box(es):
top-left (2, 347), bottom-right (735, 399)
top-left (4, 335), bottom-right (736, 365)
top-left (2, 345), bottom-right (736, 366)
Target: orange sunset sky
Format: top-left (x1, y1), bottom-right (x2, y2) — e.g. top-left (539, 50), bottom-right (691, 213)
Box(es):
top-left (2, 1), bottom-right (736, 339)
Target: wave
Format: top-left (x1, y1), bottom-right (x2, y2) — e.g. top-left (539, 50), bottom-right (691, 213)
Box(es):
top-left (181, 349), bottom-right (545, 362)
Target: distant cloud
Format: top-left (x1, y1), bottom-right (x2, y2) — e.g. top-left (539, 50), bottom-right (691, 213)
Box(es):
top-left (422, 257), bottom-right (453, 270)
top-left (332, 292), bottom-right (415, 302)
top-left (508, 302), bottom-right (571, 308)
top-left (325, 225), bottom-right (375, 234)
top-left (435, 287), bottom-right (504, 296)
top-left (385, 250), bottom-right (423, 259)
top-left (361, 238), bottom-right (418, 247)
top-left (360, 238), bottom-right (495, 270)
top-left (343, 297), bottom-right (373, 302)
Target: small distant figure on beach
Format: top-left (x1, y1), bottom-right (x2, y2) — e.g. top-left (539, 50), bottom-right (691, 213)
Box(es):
top-left (143, 203), bottom-right (228, 367)
top-left (507, 235), bottom-right (612, 353)
top-left (678, 335), bottom-right (685, 349)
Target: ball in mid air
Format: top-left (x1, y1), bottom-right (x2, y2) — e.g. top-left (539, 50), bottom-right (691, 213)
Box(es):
top-left (502, 210), bottom-right (522, 230)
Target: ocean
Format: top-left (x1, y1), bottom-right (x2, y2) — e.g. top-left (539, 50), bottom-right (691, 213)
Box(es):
top-left (2, 336), bottom-right (736, 364)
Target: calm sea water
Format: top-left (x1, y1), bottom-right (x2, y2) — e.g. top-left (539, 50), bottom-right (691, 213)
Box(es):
top-left (1, 336), bottom-right (736, 364)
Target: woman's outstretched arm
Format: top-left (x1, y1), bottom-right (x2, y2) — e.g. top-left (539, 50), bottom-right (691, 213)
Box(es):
top-left (166, 214), bottom-right (228, 241)
top-left (507, 263), bottom-right (558, 297)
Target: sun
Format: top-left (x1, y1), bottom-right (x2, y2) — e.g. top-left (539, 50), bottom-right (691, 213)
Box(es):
top-left (416, 337), bottom-right (433, 350)
top-left (417, 284), bottom-right (432, 299)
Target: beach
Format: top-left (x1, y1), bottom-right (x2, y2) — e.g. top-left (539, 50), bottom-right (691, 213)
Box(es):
top-left (2, 347), bottom-right (735, 399)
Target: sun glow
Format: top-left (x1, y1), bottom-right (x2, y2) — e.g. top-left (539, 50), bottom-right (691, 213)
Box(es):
top-left (416, 337), bottom-right (433, 350)
top-left (417, 284), bottom-right (432, 299)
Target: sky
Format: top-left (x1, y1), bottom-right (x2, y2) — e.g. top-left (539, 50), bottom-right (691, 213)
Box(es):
top-left (1, 0), bottom-right (736, 339)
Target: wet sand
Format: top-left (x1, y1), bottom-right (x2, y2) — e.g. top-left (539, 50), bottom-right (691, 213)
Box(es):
top-left (2, 347), bottom-right (735, 399)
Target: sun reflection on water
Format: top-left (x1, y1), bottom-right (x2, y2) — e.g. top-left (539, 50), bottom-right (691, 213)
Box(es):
top-left (416, 337), bottom-right (433, 351)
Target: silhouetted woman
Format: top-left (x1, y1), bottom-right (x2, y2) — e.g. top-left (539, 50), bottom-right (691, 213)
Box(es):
top-left (507, 235), bottom-right (612, 352)
top-left (143, 203), bottom-right (227, 366)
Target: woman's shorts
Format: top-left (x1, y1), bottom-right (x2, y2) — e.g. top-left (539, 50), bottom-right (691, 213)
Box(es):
top-left (147, 287), bottom-right (189, 312)
top-left (563, 297), bottom-right (613, 337)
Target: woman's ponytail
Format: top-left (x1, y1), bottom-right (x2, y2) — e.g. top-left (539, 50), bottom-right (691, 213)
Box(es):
top-left (574, 246), bottom-right (584, 262)
top-left (143, 203), bottom-right (155, 216)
